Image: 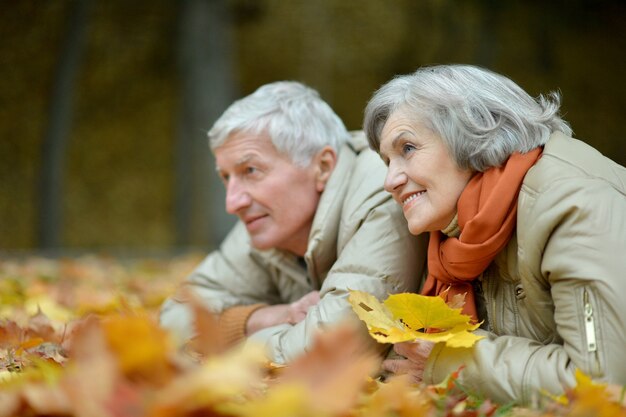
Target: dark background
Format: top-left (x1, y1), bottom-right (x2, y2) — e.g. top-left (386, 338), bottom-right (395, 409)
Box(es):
top-left (1, 0), bottom-right (624, 252)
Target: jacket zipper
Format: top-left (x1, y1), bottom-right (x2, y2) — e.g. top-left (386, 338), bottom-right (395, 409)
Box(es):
top-left (583, 288), bottom-right (602, 376)
top-left (583, 289), bottom-right (597, 352)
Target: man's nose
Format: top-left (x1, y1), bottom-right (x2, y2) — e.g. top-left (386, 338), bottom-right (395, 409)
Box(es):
top-left (384, 162), bottom-right (407, 194)
top-left (225, 179), bottom-right (252, 214)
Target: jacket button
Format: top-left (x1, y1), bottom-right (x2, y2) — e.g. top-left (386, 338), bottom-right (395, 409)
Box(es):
top-left (515, 285), bottom-right (526, 299)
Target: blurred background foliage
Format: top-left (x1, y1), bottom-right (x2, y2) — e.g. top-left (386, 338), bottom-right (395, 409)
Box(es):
top-left (1, 0), bottom-right (624, 252)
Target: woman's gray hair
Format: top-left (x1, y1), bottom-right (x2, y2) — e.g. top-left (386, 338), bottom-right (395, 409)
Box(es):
top-left (364, 64), bottom-right (572, 172)
top-left (209, 81), bottom-right (349, 167)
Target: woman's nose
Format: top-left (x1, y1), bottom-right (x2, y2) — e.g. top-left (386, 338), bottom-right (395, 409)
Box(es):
top-left (384, 163), bottom-right (408, 193)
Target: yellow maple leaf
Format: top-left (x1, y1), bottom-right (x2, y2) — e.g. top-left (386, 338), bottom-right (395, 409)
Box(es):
top-left (348, 290), bottom-right (483, 348)
top-left (348, 291), bottom-right (418, 344)
top-left (384, 292), bottom-right (469, 331)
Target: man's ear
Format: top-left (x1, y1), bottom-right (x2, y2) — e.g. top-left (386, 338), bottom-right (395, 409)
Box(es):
top-left (314, 146), bottom-right (337, 192)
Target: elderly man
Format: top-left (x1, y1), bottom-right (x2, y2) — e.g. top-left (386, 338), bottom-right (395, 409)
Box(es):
top-left (160, 81), bottom-right (427, 364)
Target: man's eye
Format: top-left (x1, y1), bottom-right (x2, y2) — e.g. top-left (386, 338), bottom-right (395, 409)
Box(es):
top-left (245, 166), bottom-right (258, 175)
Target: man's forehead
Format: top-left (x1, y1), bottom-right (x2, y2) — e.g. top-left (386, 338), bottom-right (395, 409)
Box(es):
top-left (215, 133), bottom-right (286, 170)
top-left (215, 151), bottom-right (258, 171)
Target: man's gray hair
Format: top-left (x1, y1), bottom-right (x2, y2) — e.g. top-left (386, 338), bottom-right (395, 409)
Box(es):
top-left (209, 81), bottom-right (349, 167)
top-left (364, 64), bottom-right (572, 172)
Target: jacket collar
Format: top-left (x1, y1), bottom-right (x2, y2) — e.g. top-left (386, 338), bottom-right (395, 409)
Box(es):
top-left (304, 140), bottom-right (357, 286)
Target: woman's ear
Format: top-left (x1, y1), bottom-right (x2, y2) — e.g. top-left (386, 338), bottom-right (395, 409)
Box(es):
top-left (314, 146), bottom-right (337, 192)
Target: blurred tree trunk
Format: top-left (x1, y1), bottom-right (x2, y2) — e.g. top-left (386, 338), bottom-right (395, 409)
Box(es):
top-left (474, 0), bottom-right (500, 68)
top-left (38, 0), bottom-right (92, 249)
top-left (176, 0), bottom-right (237, 248)
top-left (299, 1), bottom-right (334, 101)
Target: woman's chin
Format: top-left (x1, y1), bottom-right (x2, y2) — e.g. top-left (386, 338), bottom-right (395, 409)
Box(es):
top-left (407, 223), bottom-right (427, 236)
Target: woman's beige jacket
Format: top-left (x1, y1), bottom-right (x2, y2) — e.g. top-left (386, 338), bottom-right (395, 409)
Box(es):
top-left (423, 132), bottom-right (626, 405)
top-left (160, 132), bottom-right (428, 363)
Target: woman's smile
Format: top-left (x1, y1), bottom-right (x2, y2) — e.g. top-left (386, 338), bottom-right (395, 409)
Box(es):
top-left (402, 190), bottom-right (425, 206)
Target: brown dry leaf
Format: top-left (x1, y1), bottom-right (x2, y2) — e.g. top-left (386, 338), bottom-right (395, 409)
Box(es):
top-left (104, 380), bottom-right (148, 417)
top-left (442, 289), bottom-right (467, 311)
top-left (25, 342), bottom-right (67, 365)
top-left (276, 322), bottom-right (382, 415)
top-left (0, 391), bottom-right (21, 417)
top-left (0, 321), bottom-right (23, 347)
top-left (0, 357), bottom-right (68, 416)
top-left (21, 383), bottom-right (72, 415)
top-left (181, 288), bottom-right (226, 358)
top-left (24, 308), bottom-right (63, 348)
top-left (63, 320), bottom-right (120, 417)
top-left (148, 343), bottom-right (267, 417)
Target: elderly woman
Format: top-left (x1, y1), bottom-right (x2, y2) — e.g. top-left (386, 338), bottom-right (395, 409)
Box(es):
top-left (363, 64), bottom-right (626, 405)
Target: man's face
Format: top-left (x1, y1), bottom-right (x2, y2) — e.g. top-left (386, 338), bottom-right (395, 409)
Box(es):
top-left (215, 131), bottom-right (322, 256)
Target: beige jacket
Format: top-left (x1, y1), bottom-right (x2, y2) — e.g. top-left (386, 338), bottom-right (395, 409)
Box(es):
top-left (423, 132), bottom-right (626, 405)
top-left (160, 132), bottom-right (428, 363)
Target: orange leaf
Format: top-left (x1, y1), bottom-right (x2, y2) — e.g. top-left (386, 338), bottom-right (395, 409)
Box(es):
top-left (101, 314), bottom-right (172, 381)
top-left (276, 323), bottom-right (381, 415)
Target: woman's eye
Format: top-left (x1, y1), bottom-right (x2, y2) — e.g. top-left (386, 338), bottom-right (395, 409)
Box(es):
top-left (245, 166), bottom-right (258, 175)
top-left (401, 143), bottom-right (416, 155)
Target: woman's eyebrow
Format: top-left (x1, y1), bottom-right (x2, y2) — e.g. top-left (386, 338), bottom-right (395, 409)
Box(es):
top-left (390, 131), bottom-right (410, 149)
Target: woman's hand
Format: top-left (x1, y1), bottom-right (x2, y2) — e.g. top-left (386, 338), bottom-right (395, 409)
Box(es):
top-left (382, 340), bottom-right (435, 383)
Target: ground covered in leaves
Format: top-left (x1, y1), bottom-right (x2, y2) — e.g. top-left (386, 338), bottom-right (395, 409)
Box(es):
top-left (1, 254), bottom-right (624, 417)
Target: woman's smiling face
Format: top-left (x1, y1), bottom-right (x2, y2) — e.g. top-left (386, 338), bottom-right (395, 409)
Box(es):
top-left (379, 108), bottom-right (473, 235)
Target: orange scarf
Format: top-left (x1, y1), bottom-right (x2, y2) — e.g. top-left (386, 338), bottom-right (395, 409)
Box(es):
top-left (421, 147), bottom-right (543, 322)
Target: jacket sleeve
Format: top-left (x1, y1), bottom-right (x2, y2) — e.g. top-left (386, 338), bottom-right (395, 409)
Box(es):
top-left (423, 176), bottom-right (626, 405)
top-left (248, 197), bottom-right (428, 364)
top-left (159, 222), bottom-right (282, 343)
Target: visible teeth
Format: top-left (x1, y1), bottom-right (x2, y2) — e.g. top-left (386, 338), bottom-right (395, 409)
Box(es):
top-left (402, 191), bottom-right (424, 205)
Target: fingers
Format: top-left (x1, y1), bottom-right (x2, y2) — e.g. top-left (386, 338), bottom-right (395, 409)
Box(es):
top-left (394, 340), bottom-right (435, 361)
top-left (383, 341), bottom-right (434, 383)
top-left (382, 358), bottom-right (408, 374)
top-left (382, 358), bottom-right (424, 383)
top-left (300, 290), bottom-right (320, 306)
top-left (290, 291), bottom-right (320, 311)
top-left (286, 291), bottom-right (321, 324)
top-left (287, 302), bottom-right (311, 324)
top-left (289, 310), bottom-right (307, 323)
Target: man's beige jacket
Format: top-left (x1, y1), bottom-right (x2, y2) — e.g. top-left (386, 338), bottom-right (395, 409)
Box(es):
top-left (160, 132), bottom-right (428, 363)
top-left (423, 132), bottom-right (626, 405)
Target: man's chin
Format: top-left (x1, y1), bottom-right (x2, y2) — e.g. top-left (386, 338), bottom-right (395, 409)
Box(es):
top-left (249, 236), bottom-right (276, 251)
